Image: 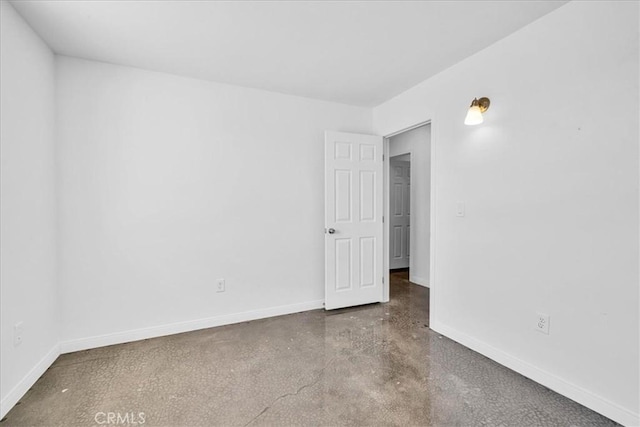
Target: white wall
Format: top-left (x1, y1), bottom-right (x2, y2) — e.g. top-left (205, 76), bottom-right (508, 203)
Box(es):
top-left (55, 56), bottom-right (372, 348)
top-left (374, 2), bottom-right (639, 425)
top-left (0, 0), bottom-right (59, 416)
top-left (389, 125), bottom-right (431, 285)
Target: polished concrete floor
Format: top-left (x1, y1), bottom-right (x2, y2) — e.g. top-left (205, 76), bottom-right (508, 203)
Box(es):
top-left (3, 271), bottom-right (617, 426)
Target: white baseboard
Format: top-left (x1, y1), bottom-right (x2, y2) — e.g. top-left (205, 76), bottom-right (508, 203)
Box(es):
top-left (0, 344), bottom-right (60, 419)
top-left (409, 274), bottom-right (429, 288)
top-left (430, 320), bottom-right (639, 427)
top-left (60, 299), bottom-right (325, 354)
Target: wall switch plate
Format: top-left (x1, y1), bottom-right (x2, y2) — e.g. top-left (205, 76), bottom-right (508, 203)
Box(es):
top-left (217, 279), bottom-right (225, 293)
top-left (14, 321), bottom-right (24, 347)
top-left (535, 313), bottom-right (550, 334)
top-left (456, 201), bottom-right (465, 217)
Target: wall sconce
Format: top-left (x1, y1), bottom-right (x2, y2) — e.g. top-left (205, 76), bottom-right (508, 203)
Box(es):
top-left (464, 97), bottom-right (490, 125)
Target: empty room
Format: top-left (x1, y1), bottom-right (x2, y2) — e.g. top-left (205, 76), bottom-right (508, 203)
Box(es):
top-left (1, 1), bottom-right (638, 426)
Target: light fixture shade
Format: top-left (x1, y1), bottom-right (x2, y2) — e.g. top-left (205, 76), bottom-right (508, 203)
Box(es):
top-left (464, 105), bottom-right (484, 125)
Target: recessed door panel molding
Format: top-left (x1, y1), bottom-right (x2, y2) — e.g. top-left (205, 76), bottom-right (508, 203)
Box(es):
top-left (360, 144), bottom-right (376, 161)
top-left (325, 131), bottom-right (383, 310)
top-left (334, 141), bottom-right (352, 160)
top-left (393, 226), bottom-right (403, 258)
top-left (389, 159), bottom-right (410, 269)
top-left (360, 170), bottom-right (376, 222)
top-left (360, 237), bottom-right (376, 288)
top-left (334, 169), bottom-right (352, 222)
top-left (393, 183), bottom-right (403, 216)
top-left (335, 239), bottom-right (352, 291)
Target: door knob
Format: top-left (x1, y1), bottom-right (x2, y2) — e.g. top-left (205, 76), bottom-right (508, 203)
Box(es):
top-left (328, 228), bottom-right (336, 234)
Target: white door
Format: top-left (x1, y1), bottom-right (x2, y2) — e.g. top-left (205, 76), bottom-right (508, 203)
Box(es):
top-left (389, 159), bottom-right (410, 269)
top-left (324, 131), bottom-right (383, 310)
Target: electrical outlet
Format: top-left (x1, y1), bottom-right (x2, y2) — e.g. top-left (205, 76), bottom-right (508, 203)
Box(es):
top-left (14, 321), bottom-right (24, 347)
top-left (535, 313), bottom-right (550, 334)
top-left (217, 278), bottom-right (225, 293)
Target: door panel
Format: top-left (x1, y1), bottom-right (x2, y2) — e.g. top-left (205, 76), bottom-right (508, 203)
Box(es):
top-left (334, 170), bottom-right (352, 222)
top-left (360, 171), bottom-right (376, 221)
top-left (325, 131), bottom-right (383, 310)
top-left (360, 237), bottom-right (376, 287)
top-left (335, 239), bottom-right (352, 290)
top-left (393, 183), bottom-right (403, 215)
top-left (393, 226), bottom-right (402, 258)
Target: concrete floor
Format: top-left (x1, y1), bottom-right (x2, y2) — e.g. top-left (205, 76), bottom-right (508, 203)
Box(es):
top-left (3, 271), bottom-right (617, 426)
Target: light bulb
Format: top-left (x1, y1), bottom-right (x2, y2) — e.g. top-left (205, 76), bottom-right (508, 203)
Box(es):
top-left (464, 105), bottom-right (484, 125)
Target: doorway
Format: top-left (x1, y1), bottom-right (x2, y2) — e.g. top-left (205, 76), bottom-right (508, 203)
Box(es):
top-left (389, 154), bottom-right (411, 270)
top-left (384, 124), bottom-right (431, 305)
top-left (323, 124), bottom-right (431, 312)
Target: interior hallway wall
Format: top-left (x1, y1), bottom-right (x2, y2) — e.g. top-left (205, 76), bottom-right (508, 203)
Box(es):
top-left (55, 56), bottom-right (372, 348)
top-left (389, 125), bottom-right (431, 286)
top-left (0, 0), bottom-right (58, 415)
top-left (374, 2), bottom-right (639, 424)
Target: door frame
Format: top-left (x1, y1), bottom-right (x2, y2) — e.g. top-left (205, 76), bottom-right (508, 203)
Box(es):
top-left (382, 120), bottom-right (435, 319)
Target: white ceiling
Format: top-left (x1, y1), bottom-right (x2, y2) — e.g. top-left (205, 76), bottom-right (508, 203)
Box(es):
top-left (11, 0), bottom-right (567, 107)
